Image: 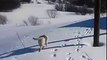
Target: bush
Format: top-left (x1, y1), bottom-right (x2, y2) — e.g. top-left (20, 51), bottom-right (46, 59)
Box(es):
top-left (55, 3), bottom-right (63, 11)
top-left (23, 20), bottom-right (28, 26)
top-left (0, 15), bottom-right (7, 25)
top-left (78, 6), bottom-right (93, 15)
top-left (28, 16), bottom-right (40, 26)
top-left (47, 9), bottom-right (57, 18)
top-left (65, 4), bottom-right (93, 15)
top-left (0, 0), bottom-right (20, 12)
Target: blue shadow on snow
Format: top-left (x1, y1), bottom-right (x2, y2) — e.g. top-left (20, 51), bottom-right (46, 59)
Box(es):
top-left (60, 17), bottom-right (107, 30)
top-left (0, 47), bottom-right (37, 59)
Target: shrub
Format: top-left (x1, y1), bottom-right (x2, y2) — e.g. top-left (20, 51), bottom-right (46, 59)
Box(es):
top-left (0, 15), bottom-right (7, 25)
top-left (55, 3), bottom-right (63, 11)
top-left (23, 20), bottom-right (28, 26)
top-left (47, 9), bottom-right (57, 18)
top-left (65, 5), bottom-right (93, 15)
top-left (78, 6), bottom-right (93, 15)
top-left (28, 16), bottom-right (40, 26)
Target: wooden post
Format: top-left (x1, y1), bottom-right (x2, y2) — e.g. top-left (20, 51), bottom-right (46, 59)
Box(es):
top-left (93, 0), bottom-right (101, 46)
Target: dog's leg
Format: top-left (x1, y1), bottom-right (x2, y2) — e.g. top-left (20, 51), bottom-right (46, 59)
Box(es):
top-left (38, 47), bottom-right (41, 52)
top-left (38, 48), bottom-right (41, 52)
top-left (42, 46), bottom-right (45, 49)
top-left (45, 39), bottom-right (48, 46)
top-left (39, 46), bottom-right (42, 52)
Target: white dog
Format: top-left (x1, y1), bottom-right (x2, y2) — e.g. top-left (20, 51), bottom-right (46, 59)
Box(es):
top-left (33, 35), bottom-right (48, 52)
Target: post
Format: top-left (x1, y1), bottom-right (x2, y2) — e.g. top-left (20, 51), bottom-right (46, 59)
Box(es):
top-left (93, 0), bottom-right (101, 46)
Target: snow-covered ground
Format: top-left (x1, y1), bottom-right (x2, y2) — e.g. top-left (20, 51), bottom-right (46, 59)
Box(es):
top-left (0, 0), bottom-right (106, 60)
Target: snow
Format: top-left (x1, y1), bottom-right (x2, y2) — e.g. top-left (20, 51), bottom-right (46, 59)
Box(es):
top-left (0, 0), bottom-right (106, 60)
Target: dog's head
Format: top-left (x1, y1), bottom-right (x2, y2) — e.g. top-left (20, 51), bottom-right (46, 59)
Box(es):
top-left (39, 35), bottom-right (47, 40)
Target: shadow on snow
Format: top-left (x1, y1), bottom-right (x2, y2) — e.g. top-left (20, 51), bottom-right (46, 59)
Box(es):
top-left (60, 17), bottom-right (107, 30)
top-left (0, 47), bottom-right (37, 59)
top-left (0, 32), bottom-right (106, 59)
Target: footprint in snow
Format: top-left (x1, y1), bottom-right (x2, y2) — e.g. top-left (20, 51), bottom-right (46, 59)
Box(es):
top-left (51, 49), bottom-right (58, 58)
top-left (66, 53), bottom-right (74, 60)
top-left (53, 54), bottom-right (56, 57)
top-left (52, 49), bottom-right (58, 52)
top-left (66, 53), bottom-right (71, 55)
top-left (82, 55), bottom-right (93, 60)
top-left (11, 57), bottom-right (17, 60)
top-left (66, 57), bottom-right (74, 60)
top-left (62, 44), bottom-right (67, 47)
top-left (82, 55), bottom-right (86, 59)
top-left (54, 49), bottom-right (58, 52)
top-left (51, 54), bottom-right (57, 57)
top-left (85, 28), bottom-right (92, 34)
top-left (76, 48), bottom-right (80, 52)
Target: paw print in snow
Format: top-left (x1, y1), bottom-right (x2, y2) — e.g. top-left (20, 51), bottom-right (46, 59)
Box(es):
top-left (51, 49), bottom-right (58, 58)
top-left (54, 49), bottom-right (58, 52)
top-left (66, 57), bottom-right (74, 60)
top-left (51, 54), bottom-right (56, 57)
top-left (53, 54), bottom-right (56, 57)
top-left (76, 48), bottom-right (80, 52)
top-left (82, 55), bottom-right (86, 59)
top-left (62, 44), bottom-right (67, 47)
top-left (82, 55), bottom-right (93, 60)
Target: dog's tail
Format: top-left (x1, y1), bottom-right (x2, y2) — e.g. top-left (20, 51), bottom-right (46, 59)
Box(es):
top-left (33, 37), bottom-right (38, 40)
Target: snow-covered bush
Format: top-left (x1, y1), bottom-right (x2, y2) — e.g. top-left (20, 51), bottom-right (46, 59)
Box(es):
top-left (28, 16), bottom-right (40, 26)
top-left (55, 3), bottom-right (63, 11)
top-left (23, 20), bottom-right (28, 26)
top-left (47, 9), bottom-right (57, 18)
top-left (0, 15), bottom-right (7, 25)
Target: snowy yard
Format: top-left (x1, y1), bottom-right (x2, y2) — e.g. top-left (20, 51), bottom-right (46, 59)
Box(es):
top-left (0, 0), bottom-right (106, 60)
